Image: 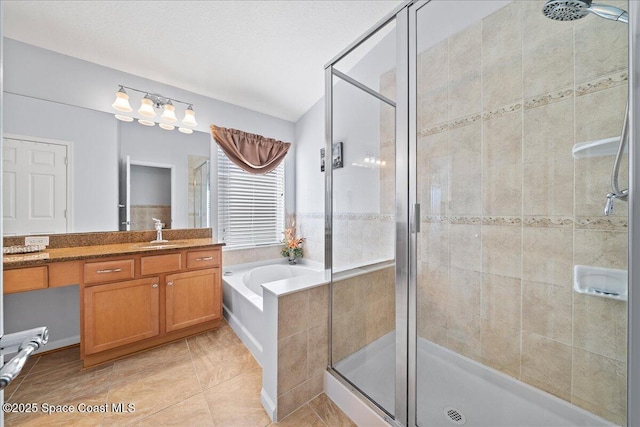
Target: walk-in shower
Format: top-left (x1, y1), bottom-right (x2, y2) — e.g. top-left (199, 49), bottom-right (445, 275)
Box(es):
top-left (326, 0), bottom-right (636, 425)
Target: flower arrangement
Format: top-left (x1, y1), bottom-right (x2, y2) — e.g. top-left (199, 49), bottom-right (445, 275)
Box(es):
top-left (281, 214), bottom-right (305, 262)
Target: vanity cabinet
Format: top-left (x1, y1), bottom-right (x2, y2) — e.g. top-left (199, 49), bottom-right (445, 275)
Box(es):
top-left (166, 268), bottom-right (221, 332)
top-left (80, 247), bottom-right (222, 367)
top-left (83, 277), bottom-right (160, 355)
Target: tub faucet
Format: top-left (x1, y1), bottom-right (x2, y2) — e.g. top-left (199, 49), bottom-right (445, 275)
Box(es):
top-left (151, 218), bottom-right (168, 243)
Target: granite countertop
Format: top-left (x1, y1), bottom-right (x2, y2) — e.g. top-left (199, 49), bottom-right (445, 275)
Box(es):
top-left (3, 238), bottom-right (224, 268)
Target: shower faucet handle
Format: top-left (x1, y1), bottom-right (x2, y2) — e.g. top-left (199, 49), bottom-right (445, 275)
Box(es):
top-left (604, 193), bottom-right (616, 216)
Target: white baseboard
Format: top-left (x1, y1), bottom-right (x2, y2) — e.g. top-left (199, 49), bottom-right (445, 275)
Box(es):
top-left (261, 388), bottom-right (277, 422)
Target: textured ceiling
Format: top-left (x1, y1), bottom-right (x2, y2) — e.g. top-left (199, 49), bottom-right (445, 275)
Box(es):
top-left (2, 0), bottom-right (404, 122)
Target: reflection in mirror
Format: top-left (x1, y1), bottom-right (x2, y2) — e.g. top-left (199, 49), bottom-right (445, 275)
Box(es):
top-left (117, 120), bottom-right (211, 232)
top-left (190, 158), bottom-right (211, 228)
top-left (128, 162), bottom-right (173, 231)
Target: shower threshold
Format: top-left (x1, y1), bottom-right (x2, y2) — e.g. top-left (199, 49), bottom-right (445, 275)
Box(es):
top-left (334, 333), bottom-right (613, 426)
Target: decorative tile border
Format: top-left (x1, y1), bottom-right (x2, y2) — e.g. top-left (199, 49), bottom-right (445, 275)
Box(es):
top-left (331, 213), bottom-right (396, 221)
top-left (575, 216), bottom-right (628, 230)
top-left (422, 215), bottom-right (450, 224)
top-left (449, 216), bottom-right (482, 225)
top-left (449, 113), bottom-right (482, 130)
top-left (481, 216), bottom-right (521, 227)
top-left (524, 89), bottom-right (573, 110)
top-left (576, 71), bottom-right (628, 97)
top-left (523, 216), bottom-right (574, 228)
top-left (482, 102), bottom-right (522, 121)
top-left (419, 123), bottom-right (449, 137)
top-left (314, 212), bottom-right (627, 231)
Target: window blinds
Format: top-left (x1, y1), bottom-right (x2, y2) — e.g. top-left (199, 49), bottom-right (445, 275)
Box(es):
top-left (217, 147), bottom-right (285, 248)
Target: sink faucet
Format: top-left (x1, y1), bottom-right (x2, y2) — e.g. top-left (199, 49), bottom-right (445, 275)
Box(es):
top-left (151, 218), bottom-right (168, 243)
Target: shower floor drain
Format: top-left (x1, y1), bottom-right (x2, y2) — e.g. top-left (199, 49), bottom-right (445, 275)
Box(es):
top-left (444, 407), bottom-right (466, 425)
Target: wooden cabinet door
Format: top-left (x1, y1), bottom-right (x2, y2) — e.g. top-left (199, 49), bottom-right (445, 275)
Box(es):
top-left (84, 277), bottom-right (160, 355)
top-left (165, 268), bottom-right (221, 333)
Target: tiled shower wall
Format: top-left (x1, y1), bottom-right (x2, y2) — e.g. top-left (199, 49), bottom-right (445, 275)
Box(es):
top-left (416, 1), bottom-right (628, 424)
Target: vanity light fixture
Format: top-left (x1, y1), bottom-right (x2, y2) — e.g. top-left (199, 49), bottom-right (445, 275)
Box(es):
top-left (138, 96), bottom-right (156, 117)
top-left (161, 101), bottom-right (177, 122)
top-left (111, 85), bottom-right (198, 134)
top-left (111, 86), bottom-right (132, 112)
top-left (182, 105), bottom-right (198, 127)
top-left (353, 154), bottom-right (386, 169)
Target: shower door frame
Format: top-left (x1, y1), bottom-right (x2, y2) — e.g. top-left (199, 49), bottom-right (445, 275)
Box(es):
top-left (628, 2), bottom-right (640, 426)
top-left (328, 0), bottom-right (640, 426)
top-left (324, 2), bottom-right (412, 426)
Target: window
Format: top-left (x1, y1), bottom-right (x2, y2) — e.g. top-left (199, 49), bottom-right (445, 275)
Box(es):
top-left (217, 147), bottom-right (285, 248)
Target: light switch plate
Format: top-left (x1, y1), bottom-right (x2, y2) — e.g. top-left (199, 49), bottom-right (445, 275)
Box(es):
top-left (25, 236), bottom-right (49, 246)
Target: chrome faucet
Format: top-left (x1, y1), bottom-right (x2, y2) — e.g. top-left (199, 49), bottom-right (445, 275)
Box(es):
top-left (604, 189), bottom-right (628, 216)
top-left (151, 218), bottom-right (168, 243)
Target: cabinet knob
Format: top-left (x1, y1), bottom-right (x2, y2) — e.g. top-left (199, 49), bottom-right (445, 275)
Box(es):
top-left (167, 281), bottom-right (173, 286)
top-left (152, 284), bottom-right (158, 288)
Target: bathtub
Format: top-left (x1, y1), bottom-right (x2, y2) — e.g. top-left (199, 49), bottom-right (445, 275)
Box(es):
top-left (222, 259), bottom-right (322, 365)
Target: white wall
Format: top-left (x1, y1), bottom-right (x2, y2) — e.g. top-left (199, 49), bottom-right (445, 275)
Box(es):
top-left (294, 98), bottom-right (325, 214)
top-left (130, 165), bottom-right (171, 205)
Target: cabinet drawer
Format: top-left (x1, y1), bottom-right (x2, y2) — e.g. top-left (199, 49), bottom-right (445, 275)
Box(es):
top-left (186, 249), bottom-right (220, 269)
top-left (84, 259), bottom-right (134, 284)
top-left (49, 261), bottom-right (82, 287)
top-left (4, 266), bottom-right (48, 294)
top-left (141, 253), bottom-right (182, 275)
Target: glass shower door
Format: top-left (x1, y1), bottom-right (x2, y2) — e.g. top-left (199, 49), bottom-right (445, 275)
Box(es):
top-left (412, 1), bottom-right (629, 426)
top-left (328, 17), bottom-right (401, 420)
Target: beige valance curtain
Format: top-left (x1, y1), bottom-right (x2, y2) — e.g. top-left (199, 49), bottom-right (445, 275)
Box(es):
top-left (211, 125), bottom-right (291, 174)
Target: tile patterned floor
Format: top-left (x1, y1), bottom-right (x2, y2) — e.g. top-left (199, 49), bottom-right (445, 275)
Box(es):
top-left (3, 321), bottom-right (356, 426)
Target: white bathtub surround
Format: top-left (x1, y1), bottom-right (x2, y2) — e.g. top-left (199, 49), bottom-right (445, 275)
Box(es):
top-left (333, 333), bottom-right (612, 427)
top-left (222, 258), bottom-right (329, 421)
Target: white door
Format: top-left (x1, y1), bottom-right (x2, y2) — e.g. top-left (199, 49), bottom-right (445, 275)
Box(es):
top-left (2, 137), bottom-right (69, 236)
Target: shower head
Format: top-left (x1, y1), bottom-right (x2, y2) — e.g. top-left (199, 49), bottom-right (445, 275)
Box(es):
top-left (542, 0), bottom-right (628, 23)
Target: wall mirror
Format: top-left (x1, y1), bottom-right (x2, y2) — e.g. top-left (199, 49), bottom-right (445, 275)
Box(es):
top-left (2, 37), bottom-right (212, 236)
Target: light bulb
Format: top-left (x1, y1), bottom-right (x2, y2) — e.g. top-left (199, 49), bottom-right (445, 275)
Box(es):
top-left (161, 101), bottom-right (177, 122)
top-left (178, 127), bottom-right (194, 134)
top-left (138, 119), bottom-right (156, 127)
top-left (138, 96), bottom-right (156, 117)
top-left (182, 105), bottom-right (197, 127)
top-left (114, 114), bottom-right (133, 122)
top-left (364, 157), bottom-right (370, 163)
top-left (111, 87), bottom-right (132, 112)
top-left (159, 123), bottom-right (175, 131)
